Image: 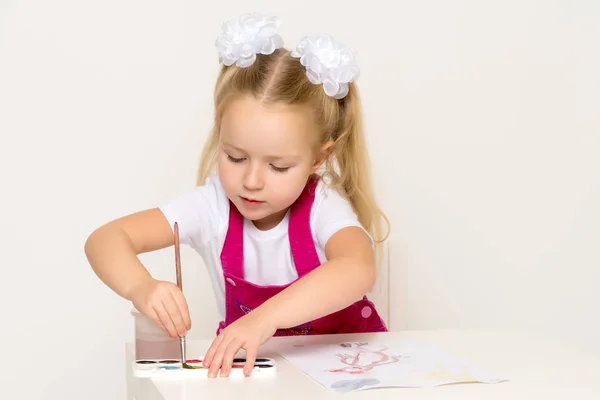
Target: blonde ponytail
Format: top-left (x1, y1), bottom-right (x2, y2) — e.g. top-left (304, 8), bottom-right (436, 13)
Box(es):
top-left (323, 84), bottom-right (390, 249)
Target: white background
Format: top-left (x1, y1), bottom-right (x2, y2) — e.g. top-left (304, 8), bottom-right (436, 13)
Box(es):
top-left (1, 1), bottom-right (599, 399)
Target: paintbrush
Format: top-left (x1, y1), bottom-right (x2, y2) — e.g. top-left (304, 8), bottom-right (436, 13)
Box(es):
top-left (173, 222), bottom-right (188, 366)
top-left (173, 223), bottom-right (205, 370)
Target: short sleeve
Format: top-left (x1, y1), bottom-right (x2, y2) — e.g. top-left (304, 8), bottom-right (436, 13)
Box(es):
top-left (310, 181), bottom-right (373, 250)
top-left (158, 175), bottom-right (229, 247)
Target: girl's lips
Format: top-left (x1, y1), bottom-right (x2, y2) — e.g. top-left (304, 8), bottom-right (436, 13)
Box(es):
top-left (241, 197), bottom-right (264, 207)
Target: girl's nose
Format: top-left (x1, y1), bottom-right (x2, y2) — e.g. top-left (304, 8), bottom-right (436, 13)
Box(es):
top-left (243, 166), bottom-right (264, 191)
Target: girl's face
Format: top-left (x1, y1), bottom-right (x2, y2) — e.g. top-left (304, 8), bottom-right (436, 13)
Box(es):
top-left (217, 95), bottom-right (323, 230)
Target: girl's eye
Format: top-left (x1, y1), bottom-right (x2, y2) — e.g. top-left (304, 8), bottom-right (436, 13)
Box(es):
top-left (270, 165), bottom-right (290, 173)
top-left (227, 155), bottom-right (245, 163)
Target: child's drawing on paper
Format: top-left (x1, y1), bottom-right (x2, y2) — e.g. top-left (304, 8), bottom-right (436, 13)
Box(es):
top-left (328, 342), bottom-right (405, 374)
top-left (330, 378), bottom-right (380, 393)
top-left (274, 339), bottom-right (507, 393)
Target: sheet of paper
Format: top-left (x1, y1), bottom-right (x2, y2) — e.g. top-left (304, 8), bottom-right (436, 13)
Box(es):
top-left (274, 339), bottom-right (507, 393)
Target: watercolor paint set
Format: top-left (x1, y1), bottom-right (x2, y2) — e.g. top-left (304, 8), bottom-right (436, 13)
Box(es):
top-left (133, 357), bottom-right (278, 379)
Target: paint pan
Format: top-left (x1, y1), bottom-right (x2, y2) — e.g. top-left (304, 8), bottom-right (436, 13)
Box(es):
top-left (133, 357), bottom-right (277, 379)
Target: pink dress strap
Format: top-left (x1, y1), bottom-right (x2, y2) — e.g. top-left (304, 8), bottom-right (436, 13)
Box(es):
top-left (288, 175), bottom-right (320, 278)
top-left (220, 201), bottom-right (244, 278)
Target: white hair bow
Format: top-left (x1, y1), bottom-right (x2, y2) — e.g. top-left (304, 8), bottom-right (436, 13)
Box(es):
top-left (215, 12), bottom-right (284, 68)
top-left (291, 34), bottom-right (360, 99)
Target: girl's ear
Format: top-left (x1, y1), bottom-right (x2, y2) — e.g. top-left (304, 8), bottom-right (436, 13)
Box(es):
top-left (312, 140), bottom-right (334, 172)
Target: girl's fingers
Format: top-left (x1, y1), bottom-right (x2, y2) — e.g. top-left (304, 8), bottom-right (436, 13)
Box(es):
top-left (207, 337), bottom-right (230, 378)
top-left (219, 338), bottom-right (243, 378)
top-left (162, 295), bottom-right (186, 337)
top-left (153, 303), bottom-right (178, 339)
top-left (170, 288), bottom-right (192, 332)
top-left (147, 307), bottom-right (170, 338)
top-left (203, 333), bottom-right (224, 368)
top-left (243, 344), bottom-right (258, 376)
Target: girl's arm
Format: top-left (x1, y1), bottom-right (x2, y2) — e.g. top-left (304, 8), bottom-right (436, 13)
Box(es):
top-left (84, 208), bottom-right (191, 338)
top-left (259, 225), bottom-right (376, 329)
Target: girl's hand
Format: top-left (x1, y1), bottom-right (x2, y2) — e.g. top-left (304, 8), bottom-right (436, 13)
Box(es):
top-left (202, 309), bottom-right (277, 378)
top-left (129, 277), bottom-right (191, 339)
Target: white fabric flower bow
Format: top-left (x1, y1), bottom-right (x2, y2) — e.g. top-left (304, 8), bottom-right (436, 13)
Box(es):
top-left (215, 12), bottom-right (284, 68)
top-left (291, 34), bottom-right (360, 99)
top-left (214, 13), bottom-right (360, 99)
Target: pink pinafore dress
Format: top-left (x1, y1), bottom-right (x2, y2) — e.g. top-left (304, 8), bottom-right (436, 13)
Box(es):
top-left (216, 175), bottom-right (387, 336)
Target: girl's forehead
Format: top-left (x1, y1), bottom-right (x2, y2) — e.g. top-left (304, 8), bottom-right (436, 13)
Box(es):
top-left (220, 96), bottom-right (318, 154)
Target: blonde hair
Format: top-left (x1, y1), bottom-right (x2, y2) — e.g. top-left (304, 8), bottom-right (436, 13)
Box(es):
top-left (196, 48), bottom-right (390, 246)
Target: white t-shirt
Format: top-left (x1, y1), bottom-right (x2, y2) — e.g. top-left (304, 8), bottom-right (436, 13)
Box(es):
top-left (159, 174), bottom-right (368, 320)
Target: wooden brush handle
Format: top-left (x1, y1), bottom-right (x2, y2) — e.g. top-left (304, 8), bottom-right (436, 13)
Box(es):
top-left (174, 222), bottom-right (182, 290)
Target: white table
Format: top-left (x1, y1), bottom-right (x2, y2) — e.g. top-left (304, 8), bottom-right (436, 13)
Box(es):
top-left (126, 328), bottom-right (600, 399)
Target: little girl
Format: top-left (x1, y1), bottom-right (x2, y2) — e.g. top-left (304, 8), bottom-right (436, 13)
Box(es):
top-left (85, 12), bottom-right (390, 378)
